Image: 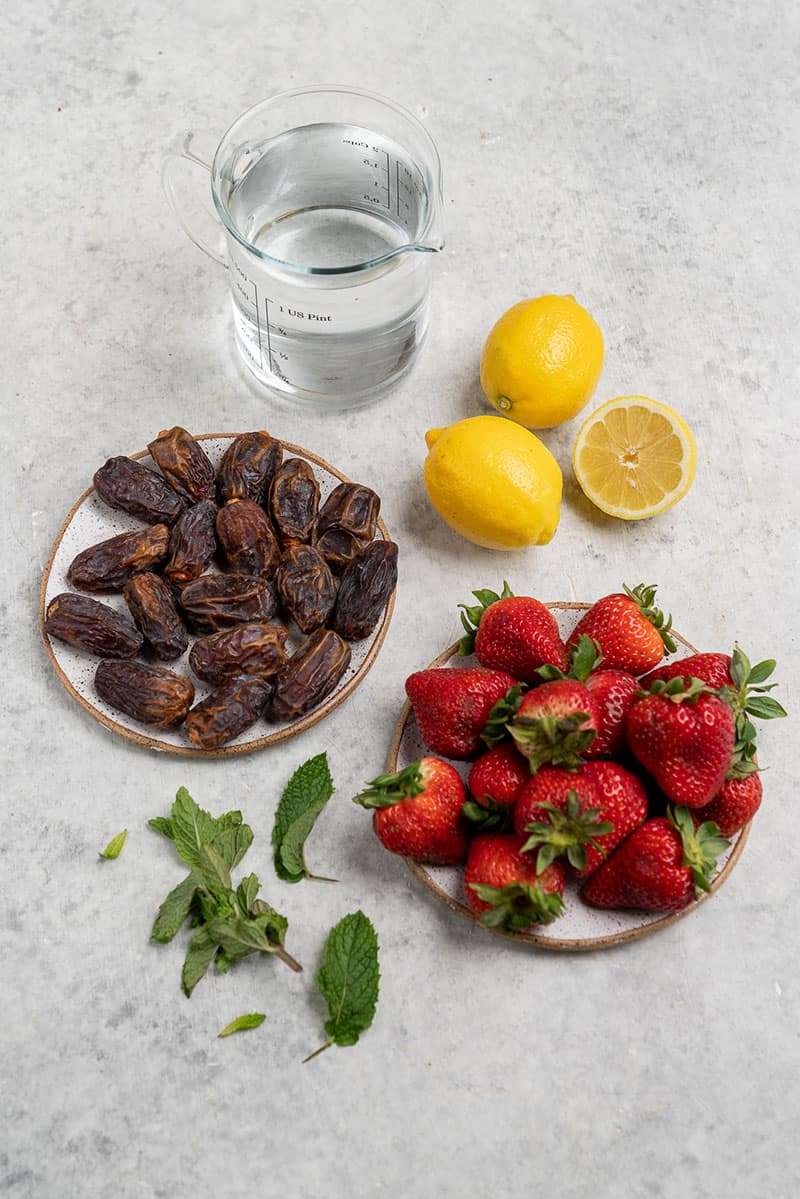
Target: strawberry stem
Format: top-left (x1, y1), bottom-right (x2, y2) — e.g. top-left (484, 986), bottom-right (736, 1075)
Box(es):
top-left (352, 760), bottom-right (425, 808)
top-left (458, 582), bottom-right (514, 655)
top-left (623, 582), bottom-right (677, 654)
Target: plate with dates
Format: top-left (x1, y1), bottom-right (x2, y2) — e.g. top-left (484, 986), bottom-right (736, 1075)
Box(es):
top-left (386, 604), bottom-right (751, 951)
top-left (40, 433), bottom-right (396, 757)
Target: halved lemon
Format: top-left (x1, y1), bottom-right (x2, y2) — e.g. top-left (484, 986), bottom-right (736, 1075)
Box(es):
top-left (572, 395), bottom-right (697, 520)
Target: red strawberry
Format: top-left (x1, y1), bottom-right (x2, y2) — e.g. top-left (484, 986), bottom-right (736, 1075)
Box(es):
top-left (584, 669), bottom-right (639, 757)
top-left (458, 582), bottom-right (568, 680)
top-left (625, 679), bottom-right (736, 808)
top-left (693, 774), bottom-right (763, 837)
top-left (514, 762), bottom-right (647, 878)
top-left (464, 833), bottom-right (565, 930)
top-left (509, 678), bottom-right (599, 771)
top-left (567, 583), bottom-right (676, 674)
top-left (405, 666), bottom-right (520, 760)
top-left (581, 805), bottom-right (730, 912)
top-left (353, 757), bottom-right (468, 864)
top-left (640, 652), bottom-right (733, 691)
top-left (465, 743), bottom-right (530, 831)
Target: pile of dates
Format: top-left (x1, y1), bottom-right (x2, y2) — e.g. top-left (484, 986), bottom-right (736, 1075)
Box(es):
top-left (45, 428), bottom-right (398, 750)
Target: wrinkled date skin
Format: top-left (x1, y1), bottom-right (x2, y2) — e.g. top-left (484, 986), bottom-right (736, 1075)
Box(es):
top-left (95, 659), bottom-right (195, 728)
top-left (269, 458), bottom-right (320, 543)
top-left (185, 675), bottom-right (273, 750)
top-left (217, 431), bottom-right (283, 505)
top-left (94, 456), bottom-right (186, 526)
top-left (316, 482), bottom-right (380, 541)
top-left (147, 427), bottom-right (215, 503)
top-left (315, 526), bottom-right (372, 573)
top-left (270, 629), bottom-right (351, 721)
top-left (164, 500), bottom-right (218, 587)
top-left (216, 499), bottom-right (280, 577)
top-left (123, 572), bottom-right (189, 661)
top-left (332, 540), bottom-right (398, 640)
top-left (67, 524), bottom-right (170, 593)
top-left (275, 543), bottom-right (336, 634)
top-left (45, 592), bottom-right (143, 658)
top-left (179, 573), bottom-right (279, 633)
top-left (189, 621), bottom-right (287, 686)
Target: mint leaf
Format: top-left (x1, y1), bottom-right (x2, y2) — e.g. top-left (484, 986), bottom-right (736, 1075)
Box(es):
top-left (195, 844), bottom-right (232, 897)
top-left (171, 787), bottom-right (219, 868)
top-left (151, 874), bottom-right (198, 943)
top-left (272, 753), bottom-right (335, 882)
top-left (181, 926), bottom-right (219, 997)
top-left (99, 829), bottom-right (127, 860)
top-left (212, 821), bottom-right (254, 871)
top-left (304, 910), bottom-right (380, 1062)
top-left (236, 873), bottom-right (260, 913)
top-left (147, 817), bottom-right (174, 840)
top-left (218, 1013), bottom-right (266, 1038)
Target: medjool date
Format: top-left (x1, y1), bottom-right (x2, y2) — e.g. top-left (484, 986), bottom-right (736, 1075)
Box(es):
top-left (45, 592), bottom-right (143, 658)
top-left (164, 500), bottom-right (218, 587)
top-left (67, 524), bottom-right (170, 593)
top-left (331, 540), bottom-right (398, 640)
top-left (270, 629), bottom-right (351, 721)
top-left (95, 659), bottom-right (194, 728)
top-left (93, 457), bottom-right (185, 526)
top-left (275, 543), bottom-right (336, 634)
top-left (189, 622), bottom-right (287, 686)
top-left (185, 675), bottom-right (272, 750)
top-left (147, 427), bottom-right (215, 503)
top-left (316, 482), bottom-right (379, 541)
top-left (216, 499), bottom-right (280, 577)
top-left (179, 573), bottom-right (278, 633)
top-left (123, 572), bottom-right (188, 661)
top-left (269, 458), bottom-right (319, 543)
top-left (217, 431), bottom-right (282, 505)
top-left (315, 526), bottom-right (371, 574)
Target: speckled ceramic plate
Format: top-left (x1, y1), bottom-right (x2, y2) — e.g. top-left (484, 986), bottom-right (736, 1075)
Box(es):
top-left (387, 603), bottom-right (750, 950)
top-left (40, 434), bottom-right (395, 757)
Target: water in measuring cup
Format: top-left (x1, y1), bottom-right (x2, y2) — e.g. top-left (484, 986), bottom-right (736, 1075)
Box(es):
top-left (224, 123), bottom-right (432, 402)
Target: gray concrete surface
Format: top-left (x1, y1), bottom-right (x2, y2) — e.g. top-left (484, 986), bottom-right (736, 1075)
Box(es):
top-left (2, 2), bottom-right (799, 1196)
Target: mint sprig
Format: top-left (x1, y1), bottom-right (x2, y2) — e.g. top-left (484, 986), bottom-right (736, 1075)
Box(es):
top-left (272, 753), bottom-right (336, 883)
top-left (148, 787), bottom-right (301, 996)
top-left (304, 910), bottom-right (380, 1063)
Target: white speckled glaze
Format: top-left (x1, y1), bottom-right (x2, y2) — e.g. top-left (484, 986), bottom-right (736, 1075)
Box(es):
top-left (40, 435), bottom-right (394, 755)
top-left (392, 604), bottom-right (746, 948)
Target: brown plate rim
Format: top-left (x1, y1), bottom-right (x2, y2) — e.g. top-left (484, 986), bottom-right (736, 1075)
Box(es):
top-left (387, 602), bottom-right (751, 951)
top-left (39, 433), bottom-right (396, 758)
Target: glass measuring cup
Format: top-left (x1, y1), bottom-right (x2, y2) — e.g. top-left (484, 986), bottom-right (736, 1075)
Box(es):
top-left (162, 86), bottom-right (445, 408)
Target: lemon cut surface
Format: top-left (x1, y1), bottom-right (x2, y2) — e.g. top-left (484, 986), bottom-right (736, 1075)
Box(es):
top-left (573, 396), bottom-right (696, 520)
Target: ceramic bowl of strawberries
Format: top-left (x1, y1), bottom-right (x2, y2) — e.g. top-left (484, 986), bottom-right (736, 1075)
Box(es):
top-left (353, 583), bottom-right (785, 949)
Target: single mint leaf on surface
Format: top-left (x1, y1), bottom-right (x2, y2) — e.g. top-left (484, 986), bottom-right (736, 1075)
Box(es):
top-left (304, 910), bottom-right (380, 1063)
top-left (147, 817), bottom-right (174, 840)
top-left (181, 925), bottom-right (219, 997)
top-left (99, 829), bottom-right (127, 860)
top-left (272, 753), bottom-right (335, 883)
top-left (151, 874), bottom-right (198, 943)
top-left (218, 1013), bottom-right (266, 1038)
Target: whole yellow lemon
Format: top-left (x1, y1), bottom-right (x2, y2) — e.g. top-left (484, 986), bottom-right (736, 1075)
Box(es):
top-left (423, 415), bottom-right (562, 550)
top-left (480, 294), bottom-right (604, 429)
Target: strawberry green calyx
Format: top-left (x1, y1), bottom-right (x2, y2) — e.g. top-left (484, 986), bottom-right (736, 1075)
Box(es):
top-left (520, 791), bottom-right (615, 873)
top-left (668, 804), bottom-right (730, 896)
top-left (640, 675), bottom-right (709, 703)
top-left (481, 684), bottom-right (524, 747)
top-left (716, 645), bottom-right (787, 778)
top-left (458, 581), bottom-right (515, 655)
top-left (352, 761), bottom-right (426, 809)
top-left (469, 881), bottom-right (565, 931)
top-left (623, 582), bottom-right (677, 654)
top-left (462, 795), bottom-right (515, 833)
top-left (537, 634), bottom-right (603, 683)
top-left (509, 713), bottom-right (597, 772)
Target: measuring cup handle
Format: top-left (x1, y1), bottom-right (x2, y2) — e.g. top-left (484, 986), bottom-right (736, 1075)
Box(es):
top-left (161, 131), bottom-right (227, 268)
